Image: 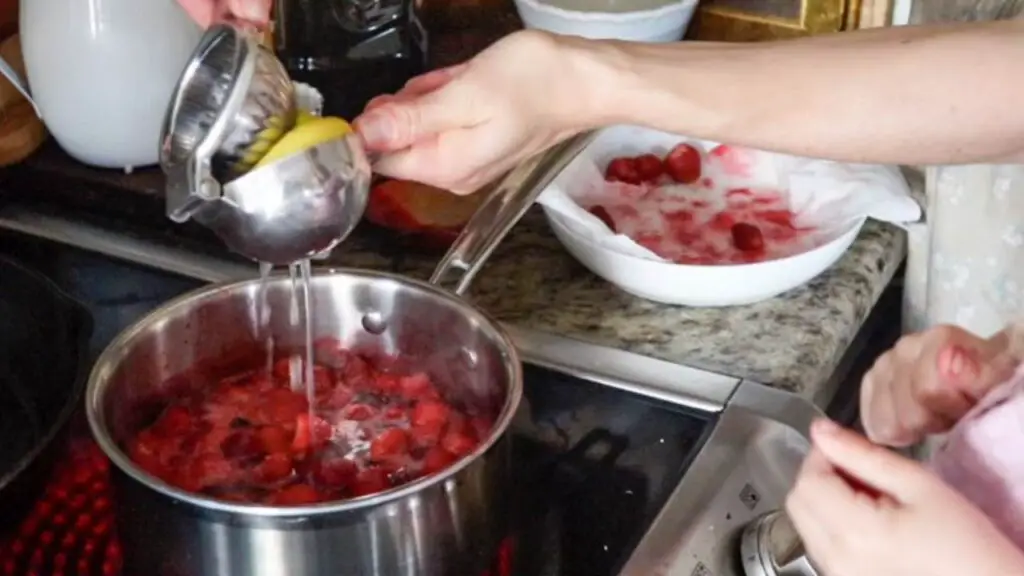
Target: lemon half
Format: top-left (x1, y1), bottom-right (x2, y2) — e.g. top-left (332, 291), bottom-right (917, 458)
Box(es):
top-left (255, 116), bottom-right (352, 169)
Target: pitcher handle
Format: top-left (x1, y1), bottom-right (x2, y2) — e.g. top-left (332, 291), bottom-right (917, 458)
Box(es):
top-left (429, 131), bottom-right (597, 297)
top-left (0, 55), bottom-right (42, 118)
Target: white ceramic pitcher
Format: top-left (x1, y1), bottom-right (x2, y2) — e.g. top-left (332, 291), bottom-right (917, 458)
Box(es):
top-left (8, 0), bottom-right (201, 170)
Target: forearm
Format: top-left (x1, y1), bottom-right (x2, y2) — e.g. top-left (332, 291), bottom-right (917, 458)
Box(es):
top-left (569, 22), bottom-right (1024, 165)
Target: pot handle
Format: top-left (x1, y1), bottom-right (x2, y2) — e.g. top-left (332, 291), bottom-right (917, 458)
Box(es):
top-left (0, 55), bottom-right (42, 118)
top-left (429, 131), bottom-right (597, 296)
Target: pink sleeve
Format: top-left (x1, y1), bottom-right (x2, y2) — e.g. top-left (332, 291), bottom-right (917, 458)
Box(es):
top-left (931, 363), bottom-right (1024, 551)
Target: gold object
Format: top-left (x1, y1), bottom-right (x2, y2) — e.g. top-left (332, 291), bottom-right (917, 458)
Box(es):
top-left (687, 0), bottom-right (894, 41)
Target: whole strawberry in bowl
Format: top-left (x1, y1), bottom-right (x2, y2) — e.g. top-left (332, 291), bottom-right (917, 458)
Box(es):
top-left (365, 179), bottom-right (485, 250)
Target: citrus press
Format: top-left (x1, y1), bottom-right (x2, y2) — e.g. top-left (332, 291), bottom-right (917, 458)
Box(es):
top-left (159, 24), bottom-right (371, 265)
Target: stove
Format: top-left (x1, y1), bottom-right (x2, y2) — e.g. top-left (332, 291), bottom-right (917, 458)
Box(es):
top-left (0, 231), bottom-right (821, 576)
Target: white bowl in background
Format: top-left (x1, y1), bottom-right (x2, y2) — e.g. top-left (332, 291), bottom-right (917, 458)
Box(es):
top-left (544, 207), bottom-right (865, 307)
top-left (514, 0), bottom-right (699, 42)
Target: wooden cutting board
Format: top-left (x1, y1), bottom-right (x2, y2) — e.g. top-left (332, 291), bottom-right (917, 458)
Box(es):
top-left (0, 34), bottom-right (27, 111)
top-left (0, 99), bottom-right (47, 167)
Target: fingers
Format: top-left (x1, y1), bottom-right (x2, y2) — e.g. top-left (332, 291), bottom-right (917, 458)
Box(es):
top-left (860, 325), bottom-right (1002, 446)
top-left (223, 0), bottom-right (271, 25)
top-left (176, 0), bottom-right (217, 27)
top-left (372, 128), bottom-right (487, 194)
top-left (355, 66), bottom-right (474, 152)
top-left (363, 65), bottom-right (467, 115)
top-left (355, 83), bottom-right (479, 153)
top-left (786, 447), bottom-right (873, 576)
top-left (809, 419), bottom-right (931, 503)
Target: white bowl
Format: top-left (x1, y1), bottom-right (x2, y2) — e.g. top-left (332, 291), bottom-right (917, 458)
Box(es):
top-left (514, 0), bottom-right (699, 42)
top-left (544, 207), bottom-right (865, 307)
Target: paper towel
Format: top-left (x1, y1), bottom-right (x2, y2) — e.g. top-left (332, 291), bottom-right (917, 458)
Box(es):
top-left (537, 125), bottom-right (922, 264)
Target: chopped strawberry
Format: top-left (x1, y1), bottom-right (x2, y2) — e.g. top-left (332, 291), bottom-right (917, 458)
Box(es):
top-left (292, 414), bottom-right (333, 453)
top-left (441, 431), bottom-right (477, 458)
top-left (422, 447), bottom-right (458, 476)
top-left (370, 429), bottom-right (409, 461)
top-left (588, 206), bottom-right (617, 233)
top-left (731, 223), bottom-right (765, 253)
top-left (152, 406), bottom-right (192, 437)
top-left (342, 403), bottom-right (377, 421)
top-left (310, 457), bottom-right (358, 488)
top-left (257, 453), bottom-right (294, 483)
top-left (269, 484), bottom-right (321, 505)
top-left (258, 426), bottom-right (292, 454)
top-left (352, 467), bottom-right (391, 497)
top-left (411, 400), bottom-right (451, 429)
top-left (399, 373), bottom-right (437, 400)
top-left (410, 421), bottom-right (445, 448)
top-left (220, 430), bottom-right (265, 460)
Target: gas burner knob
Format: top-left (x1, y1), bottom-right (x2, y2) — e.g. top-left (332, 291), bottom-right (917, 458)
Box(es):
top-left (739, 511), bottom-right (819, 576)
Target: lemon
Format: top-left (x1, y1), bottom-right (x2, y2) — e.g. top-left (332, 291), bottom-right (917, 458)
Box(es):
top-left (295, 110), bottom-right (317, 126)
top-left (255, 116), bottom-right (353, 169)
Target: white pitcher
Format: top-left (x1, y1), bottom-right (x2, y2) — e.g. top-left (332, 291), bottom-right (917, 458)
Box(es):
top-left (12, 0), bottom-right (202, 170)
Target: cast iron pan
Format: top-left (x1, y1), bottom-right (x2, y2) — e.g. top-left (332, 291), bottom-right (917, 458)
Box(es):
top-left (0, 255), bottom-right (93, 529)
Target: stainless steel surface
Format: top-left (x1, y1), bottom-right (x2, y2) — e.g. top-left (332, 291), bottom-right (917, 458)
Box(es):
top-left (0, 203), bottom-right (834, 576)
top-left (618, 381), bottom-right (821, 576)
top-left (0, 204), bottom-right (738, 413)
top-left (85, 270), bottom-right (522, 575)
top-left (160, 24), bottom-right (296, 222)
top-left (193, 134), bottom-right (371, 264)
top-left (432, 132), bottom-right (597, 295)
top-left (740, 511), bottom-right (819, 576)
top-left (0, 55), bottom-right (42, 117)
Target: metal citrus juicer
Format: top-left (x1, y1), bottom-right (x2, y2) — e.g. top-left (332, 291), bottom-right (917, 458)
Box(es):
top-left (159, 24), bottom-right (372, 265)
top-left (159, 23), bottom-right (599, 270)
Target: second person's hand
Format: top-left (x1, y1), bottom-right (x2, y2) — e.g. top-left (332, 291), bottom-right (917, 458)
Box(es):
top-left (786, 419), bottom-right (1024, 576)
top-left (860, 324), bottom-right (1020, 447)
top-left (352, 30), bottom-right (612, 195)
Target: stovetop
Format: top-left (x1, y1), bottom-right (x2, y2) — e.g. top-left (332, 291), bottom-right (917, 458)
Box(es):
top-left (0, 369), bottom-right (714, 576)
top-left (0, 245), bottom-right (718, 576)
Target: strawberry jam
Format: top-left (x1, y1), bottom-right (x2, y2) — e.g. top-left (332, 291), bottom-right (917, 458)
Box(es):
top-left (125, 340), bottom-right (495, 506)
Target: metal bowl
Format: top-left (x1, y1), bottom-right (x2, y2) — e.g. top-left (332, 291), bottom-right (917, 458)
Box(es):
top-left (192, 134), bottom-right (371, 265)
top-left (85, 269), bottom-right (521, 576)
top-left (159, 24), bottom-right (296, 181)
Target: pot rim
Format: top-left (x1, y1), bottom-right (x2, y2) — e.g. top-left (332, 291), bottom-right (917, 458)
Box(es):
top-left (85, 267), bottom-right (523, 517)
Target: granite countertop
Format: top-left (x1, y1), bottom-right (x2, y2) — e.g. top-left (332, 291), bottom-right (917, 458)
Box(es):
top-left (3, 143), bottom-right (907, 404)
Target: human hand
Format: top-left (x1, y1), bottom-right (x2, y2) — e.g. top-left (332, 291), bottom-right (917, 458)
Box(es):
top-left (176, 0), bottom-right (272, 29)
top-left (860, 324), bottom-right (1020, 447)
top-left (352, 30), bottom-right (607, 195)
top-left (786, 419), bottom-right (1024, 576)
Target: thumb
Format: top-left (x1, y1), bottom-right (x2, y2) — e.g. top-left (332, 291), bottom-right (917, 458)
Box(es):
top-left (223, 0), bottom-right (271, 25)
top-left (810, 419), bottom-right (933, 502)
top-left (354, 83), bottom-right (475, 153)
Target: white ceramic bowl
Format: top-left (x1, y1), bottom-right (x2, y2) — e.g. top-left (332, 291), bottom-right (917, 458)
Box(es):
top-left (514, 0), bottom-right (699, 42)
top-left (543, 208), bottom-right (864, 307)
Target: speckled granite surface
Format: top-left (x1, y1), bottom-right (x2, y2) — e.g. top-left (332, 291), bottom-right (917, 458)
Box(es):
top-left (323, 208), bottom-right (906, 398)
top-left (3, 140), bottom-right (906, 402)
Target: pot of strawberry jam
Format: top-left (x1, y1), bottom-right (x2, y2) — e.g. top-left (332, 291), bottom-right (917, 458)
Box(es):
top-left (84, 271), bottom-right (519, 576)
top-left (83, 135), bottom-right (595, 576)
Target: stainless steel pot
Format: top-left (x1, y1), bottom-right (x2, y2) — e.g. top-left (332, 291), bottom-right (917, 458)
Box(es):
top-left (85, 134), bottom-right (595, 576)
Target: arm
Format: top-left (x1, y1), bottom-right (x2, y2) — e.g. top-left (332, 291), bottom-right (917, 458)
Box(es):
top-left (567, 21), bottom-right (1024, 164)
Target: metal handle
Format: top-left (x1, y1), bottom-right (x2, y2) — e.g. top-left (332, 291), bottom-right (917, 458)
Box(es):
top-left (0, 55), bottom-right (42, 118)
top-left (429, 131), bottom-right (597, 296)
